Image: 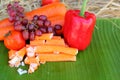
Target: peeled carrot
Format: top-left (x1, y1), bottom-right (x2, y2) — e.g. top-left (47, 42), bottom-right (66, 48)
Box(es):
top-left (0, 2), bottom-right (66, 28)
top-left (35, 45), bottom-right (78, 56)
top-left (48, 15), bottom-right (64, 26)
top-left (38, 53), bottom-right (76, 62)
top-left (0, 26), bottom-right (14, 40)
top-left (0, 18), bottom-right (13, 28)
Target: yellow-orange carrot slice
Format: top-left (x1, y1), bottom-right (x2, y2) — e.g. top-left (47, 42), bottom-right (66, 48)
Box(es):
top-left (38, 53), bottom-right (76, 62)
top-left (35, 45), bottom-right (78, 55)
top-left (45, 39), bottom-right (65, 46)
top-left (30, 40), bottom-right (45, 45)
top-left (52, 36), bottom-right (61, 40)
top-left (35, 33), bottom-right (53, 40)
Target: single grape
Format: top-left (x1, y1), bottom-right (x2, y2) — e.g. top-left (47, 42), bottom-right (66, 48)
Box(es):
top-left (15, 16), bottom-right (20, 21)
top-left (22, 19), bottom-right (28, 26)
top-left (35, 30), bottom-right (42, 36)
top-left (39, 15), bottom-right (47, 21)
top-left (18, 7), bottom-right (24, 12)
top-left (47, 26), bottom-right (53, 33)
top-left (37, 20), bottom-right (44, 27)
top-left (33, 15), bottom-right (39, 21)
top-left (10, 11), bottom-right (16, 17)
top-left (9, 16), bottom-right (14, 22)
top-left (28, 24), bottom-right (35, 31)
top-left (14, 21), bottom-right (21, 26)
top-left (22, 30), bottom-right (29, 40)
top-left (44, 20), bottom-right (51, 27)
top-left (39, 27), bottom-right (47, 33)
top-left (54, 24), bottom-right (62, 30)
top-left (29, 31), bottom-right (35, 41)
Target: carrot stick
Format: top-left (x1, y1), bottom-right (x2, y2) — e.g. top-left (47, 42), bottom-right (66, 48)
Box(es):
top-left (38, 53), bottom-right (76, 62)
top-left (30, 40), bottom-right (45, 45)
top-left (35, 33), bottom-right (53, 40)
top-left (0, 2), bottom-right (66, 28)
top-left (45, 39), bottom-right (66, 46)
top-left (35, 45), bottom-right (78, 55)
top-left (0, 26), bottom-right (14, 40)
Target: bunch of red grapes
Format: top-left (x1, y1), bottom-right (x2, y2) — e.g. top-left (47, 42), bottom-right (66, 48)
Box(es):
top-left (7, 2), bottom-right (62, 41)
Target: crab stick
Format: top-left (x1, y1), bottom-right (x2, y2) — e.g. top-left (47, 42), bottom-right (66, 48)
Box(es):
top-left (35, 33), bottom-right (53, 40)
top-left (38, 53), bottom-right (76, 62)
top-left (35, 45), bottom-right (78, 55)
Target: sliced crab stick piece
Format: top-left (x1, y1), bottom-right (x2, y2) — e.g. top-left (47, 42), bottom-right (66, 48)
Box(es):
top-left (35, 45), bottom-right (78, 55)
top-left (35, 33), bottom-right (53, 40)
top-left (24, 56), bottom-right (40, 65)
top-left (28, 63), bottom-right (39, 74)
top-left (45, 39), bottom-right (66, 46)
top-left (38, 53), bottom-right (76, 62)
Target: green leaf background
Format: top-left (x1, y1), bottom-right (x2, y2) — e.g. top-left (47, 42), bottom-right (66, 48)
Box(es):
top-left (0, 19), bottom-right (120, 80)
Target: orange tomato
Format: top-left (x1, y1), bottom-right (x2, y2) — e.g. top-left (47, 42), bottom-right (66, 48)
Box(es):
top-left (4, 30), bottom-right (26, 50)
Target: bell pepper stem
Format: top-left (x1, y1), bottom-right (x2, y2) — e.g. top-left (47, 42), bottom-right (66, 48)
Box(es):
top-left (80, 0), bottom-right (88, 17)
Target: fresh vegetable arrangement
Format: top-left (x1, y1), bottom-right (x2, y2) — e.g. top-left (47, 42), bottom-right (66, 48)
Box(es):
top-left (0, 0), bottom-right (96, 75)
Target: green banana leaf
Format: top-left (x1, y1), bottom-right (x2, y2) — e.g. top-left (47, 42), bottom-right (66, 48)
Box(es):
top-left (0, 19), bottom-right (120, 80)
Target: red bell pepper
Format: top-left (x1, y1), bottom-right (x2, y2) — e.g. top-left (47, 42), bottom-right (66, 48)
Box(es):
top-left (63, 0), bottom-right (96, 50)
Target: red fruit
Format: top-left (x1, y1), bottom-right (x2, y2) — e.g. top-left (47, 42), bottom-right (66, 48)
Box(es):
top-left (22, 30), bottom-right (29, 40)
top-left (4, 30), bottom-right (26, 50)
top-left (30, 31), bottom-right (35, 41)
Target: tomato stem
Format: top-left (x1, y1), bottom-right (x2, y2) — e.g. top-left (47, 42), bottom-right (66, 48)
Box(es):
top-left (80, 0), bottom-right (88, 17)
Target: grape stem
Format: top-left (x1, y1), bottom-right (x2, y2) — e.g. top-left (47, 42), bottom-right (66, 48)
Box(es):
top-left (80, 0), bottom-right (88, 17)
